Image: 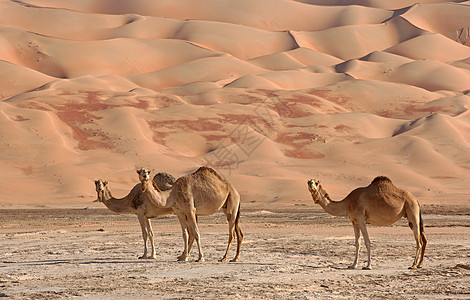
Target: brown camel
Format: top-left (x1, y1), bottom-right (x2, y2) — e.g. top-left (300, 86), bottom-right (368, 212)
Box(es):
top-left (307, 176), bottom-right (427, 270)
top-left (137, 166), bottom-right (243, 262)
top-left (94, 173), bottom-right (176, 259)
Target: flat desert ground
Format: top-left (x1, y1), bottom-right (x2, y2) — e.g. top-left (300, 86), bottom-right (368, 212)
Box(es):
top-left (0, 0), bottom-right (470, 298)
top-left (1, 207), bottom-right (469, 299)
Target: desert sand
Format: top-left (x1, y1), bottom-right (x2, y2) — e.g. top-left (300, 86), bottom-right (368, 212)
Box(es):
top-left (0, 0), bottom-right (469, 298)
top-left (1, 208), bottom-right (469, 299)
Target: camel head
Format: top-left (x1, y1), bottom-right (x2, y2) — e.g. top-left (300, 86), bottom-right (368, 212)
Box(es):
top-left (137, 168), bottom-right (151, 182)
top-left (307, 179), bottom-right (321, 191)
top-left (307, 179), bottom-right (322, 203)
top-left (137, 168), bottom-right (152, 192)
top-left (94, 179), bottom-right (108, 202)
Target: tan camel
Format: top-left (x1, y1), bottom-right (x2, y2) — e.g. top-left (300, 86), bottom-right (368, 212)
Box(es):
top-left (137, 166), bottom-right (243, 262)
top-left (307, 176), bottom-right (427, 270)
top-left (94, 173), bottom-right (176, 259)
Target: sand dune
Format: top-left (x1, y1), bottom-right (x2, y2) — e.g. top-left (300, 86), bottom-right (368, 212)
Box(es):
top-left (386, 33), bottom-right (470, 62)
top-left (402, 3), bottom-right (470, 41)
top-left (0, 0), bottom-right (126, 41)
top-left (126, 56), bottom-right (267, 90)
top-left (17, 0), bottom-right (394, 31)
top-left (387, 59), bottom-right (470, 91)
top-left (0, 26), bottom-right (218, 77)
top-left (0, 0), bottom-right (469, 209)
top-left (291, 17), bottom-right (426, 60)
top-left (171, 20), bottom-right (299, 60)
top-left (0, 61), bottom-right (53, 99)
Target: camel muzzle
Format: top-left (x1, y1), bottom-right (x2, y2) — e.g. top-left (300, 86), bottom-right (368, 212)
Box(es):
top-left (97, 190), bottom-right (104, 202)
top-left (140, 180), bottom-right (149, 192)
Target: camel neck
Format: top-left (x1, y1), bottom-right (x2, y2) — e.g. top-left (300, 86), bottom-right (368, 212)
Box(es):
top-left (142, 182), bottom-right (173, 208)
top-left (315, 187), bottom-right (348, 217)
top-left (100, 189), bottom-right (134, 214)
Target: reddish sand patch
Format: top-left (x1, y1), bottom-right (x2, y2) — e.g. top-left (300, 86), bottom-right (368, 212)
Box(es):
top-left (273, 100), bottom-right (312, 118)
top-left (403, 105), bottom-right (448, 116)
top-left (283, 148), bottom-right (325, 159)
top-left (248, 89), bottom-right (281, 99)
top-left (276, 132), bottom-right (325, 159)
top-left (65, 123), bottom-right (112, 151)
top-left (378, 105), bottom-right (450, 119)
top-left (285, 94), bottom-right (323, 107)
top-left (148, 118), bottom-right (223, 132)
top-left (334, 124), bottom-right (354, 132)
top-left (126, 98), bottom-right (150, 109)
top-left (307, 89), bottom-right (356, 111)
top-left (50, 92), bottom-right (118, 151)
top-left (13, 115), bottom-right (30, 121)
top-left (147, 118), bottom-right (223, 145)
top-left (18, 166), bottom-right (34, 175)
top-left (377, 109), bottom-right (395, 118)
top-left (56, 109), bottom-right (112, 151)
top-left (147, 95), bottom-right (183, 109)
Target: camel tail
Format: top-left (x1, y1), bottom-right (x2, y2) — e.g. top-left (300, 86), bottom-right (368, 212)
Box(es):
top-left (235, 202), bottom-right (241, 226)
top-left (419, 210), bottom-right (424, 233)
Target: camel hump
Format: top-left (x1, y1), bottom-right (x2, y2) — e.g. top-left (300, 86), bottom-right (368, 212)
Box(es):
top-left (371, 176), bottom-right (392, 185)
top-left (194, 166), bottom-right (224, 181)
top-left (153, 172), bottom-right (176, 191)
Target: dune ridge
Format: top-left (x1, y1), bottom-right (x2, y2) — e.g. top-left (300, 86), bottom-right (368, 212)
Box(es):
top-left (0, 0), bottom-right (469, 207)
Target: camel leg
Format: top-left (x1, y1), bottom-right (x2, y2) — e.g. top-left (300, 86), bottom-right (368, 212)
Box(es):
top-left (187, 209), bottom-right (204, 262)
top-left (179, 227), bottom-right (192, 260)
top-left (187, 232), bottom-right (195, 258)
top-left (146, 218), bottom-right (157, 259)
top-left (406, 206), bottom-right (426, 269)
top-left (232, 216), bottom-right (244, 262)
top-left (220, 197), bottom-right (242, 263)
top-left (348, 221), bottom-right (361, 269)
top-left (409, 226), bottom-right (422, 269)
top-left (417, 211), bottom-right (427, 268)
top-left (137, 215), bottom-right (150, 259)
top-left (176, 213), bottom-right (189, 261)
top-left (418, 231), bottom-right (427, 268)
top-left (220, 210), bottom-right (236, 262)
top-left (408, 219), bottom-right (423, 269)
top-left (358, 221), bottom-right (372, 270)
top-left (186, 216), bottom-right (199, 258)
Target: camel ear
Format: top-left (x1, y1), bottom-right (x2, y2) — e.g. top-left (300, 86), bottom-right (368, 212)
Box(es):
top-left (136, 169), bottom-right (141, 175)
top-left (104, 181), bottom-right (108, 186)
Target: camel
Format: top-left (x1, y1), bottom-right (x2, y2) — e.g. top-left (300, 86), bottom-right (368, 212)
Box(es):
top-left (137, 166), bottom-right (243, 262)
top-left (307, 176), bottom-right (427, 270)
top-left (94, 172), bottom-right (176, 259)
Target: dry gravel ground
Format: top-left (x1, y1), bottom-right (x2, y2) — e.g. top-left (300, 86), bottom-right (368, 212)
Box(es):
top-left (0, 207), bottom-right (469, 299)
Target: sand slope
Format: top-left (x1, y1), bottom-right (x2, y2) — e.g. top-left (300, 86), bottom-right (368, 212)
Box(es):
top-left (0, 0), bottom-right (469, 207)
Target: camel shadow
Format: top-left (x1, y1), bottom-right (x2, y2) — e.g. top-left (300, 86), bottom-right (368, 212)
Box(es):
top-left (7, 257), bottom-right (167, 267)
